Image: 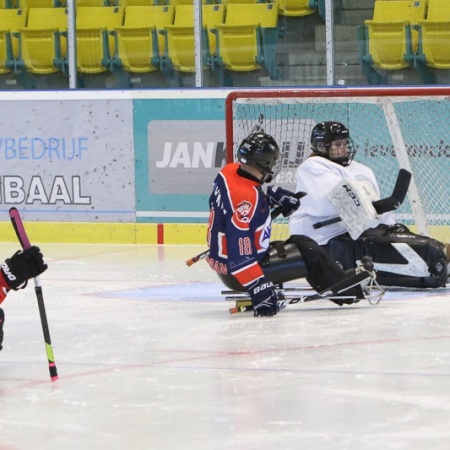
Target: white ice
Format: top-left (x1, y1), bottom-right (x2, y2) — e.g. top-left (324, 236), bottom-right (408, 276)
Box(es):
top-left (1, 243), bottom-right (450, 450)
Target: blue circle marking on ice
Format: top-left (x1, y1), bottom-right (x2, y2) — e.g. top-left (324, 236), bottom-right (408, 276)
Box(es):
top-left (100, 282), bottom-right (227, 302)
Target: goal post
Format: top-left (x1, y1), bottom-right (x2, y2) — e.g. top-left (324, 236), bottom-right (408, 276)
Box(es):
top-left (225, 87), bottom-right (450, 244)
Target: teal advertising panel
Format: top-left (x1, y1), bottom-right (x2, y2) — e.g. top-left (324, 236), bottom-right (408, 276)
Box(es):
top-left (134, 97), bottom-right (226, 223)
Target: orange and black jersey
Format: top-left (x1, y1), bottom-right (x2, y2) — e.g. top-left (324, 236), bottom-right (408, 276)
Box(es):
top-left (207, 163), bottom-right (272, 289)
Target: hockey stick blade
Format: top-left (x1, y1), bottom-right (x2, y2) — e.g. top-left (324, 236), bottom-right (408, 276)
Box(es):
top-left (313, 169), bottom-right (412, 229)
top-left (8, 208), bottom-right (59, 382)
top-left (186, 249), bottom-right (209, 267)
top-left (372, 168), bottom-right (411, 214)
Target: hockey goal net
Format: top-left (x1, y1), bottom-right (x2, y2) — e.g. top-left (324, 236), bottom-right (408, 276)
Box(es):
top-left (225, 87), bottom-right (450, 245)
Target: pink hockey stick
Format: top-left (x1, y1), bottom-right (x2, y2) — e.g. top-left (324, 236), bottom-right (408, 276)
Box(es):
top-left (9, 207), bottom-right (59, 381)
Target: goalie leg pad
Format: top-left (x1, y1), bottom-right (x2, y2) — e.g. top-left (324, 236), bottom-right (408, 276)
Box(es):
top-left (323, 228), bottom-right (448, 288)
top-left (359, 234), bottom-right (448, 288)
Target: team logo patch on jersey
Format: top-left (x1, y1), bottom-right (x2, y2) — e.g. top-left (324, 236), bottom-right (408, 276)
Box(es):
top-left (236, 200), bottom-right (252, 223)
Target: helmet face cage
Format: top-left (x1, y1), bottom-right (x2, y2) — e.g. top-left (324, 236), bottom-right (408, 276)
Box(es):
top-left (310, 121), bottom-right (356, 166)
top-left (237, 133), bottom-right (281, 182)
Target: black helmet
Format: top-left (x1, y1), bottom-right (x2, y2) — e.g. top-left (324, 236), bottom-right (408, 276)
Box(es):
top-left (237, 132), bottom-right (281, 182)
top-left (310, 121), bottom-right (356, 166)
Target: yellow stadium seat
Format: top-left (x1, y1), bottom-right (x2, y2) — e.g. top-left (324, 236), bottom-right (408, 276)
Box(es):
top-left (222, 0), bottom-right (258, 3)
top-left (0, 9), bottom-right (27, 74)
top-left (416, 0), bottom-right (450, 69)
top-left (16, 0), bottom-right (56, 8)
top-left (113, 5), bottom-right (174, 73)
top-left (76, 6), bottom-right (124, 74)
top-left (279, 0), bottom-right (317, 17)
top-left (162, 0), bottom-right (208, 5)
top-left (116, 0), bottom-right (153, 5)
top-left (363, 0), bottom-right (427, 70)
top-left (160, 4), bottom-right (224, 73)
top-left (75, 0), bottom-right (109, 6)
top-left (17, 7), bottom-right (67, 74)
top-left (211, 2), bottom-right (279, 75)
top-left (215, 23), bottom-right (259, 71)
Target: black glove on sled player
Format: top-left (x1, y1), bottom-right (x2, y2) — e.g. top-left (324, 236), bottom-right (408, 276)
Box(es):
top-left (249, 276), bottom-right (279, 317)
top-left (267, 186), bottom-right (302, 217)
top-left (1, 246), bottom-right (47, 290)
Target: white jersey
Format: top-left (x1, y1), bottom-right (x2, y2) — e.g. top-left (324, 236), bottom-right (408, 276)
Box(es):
top-left (289, 156), bottom-right (396, 245)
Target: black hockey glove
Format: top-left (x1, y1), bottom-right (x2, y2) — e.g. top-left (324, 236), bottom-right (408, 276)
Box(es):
top-left (1, 246), bottom-right (47, 291)
top-left (249, 277), bottom-right (279, 317)
top-left (267, 186), bottom-right (301, 217)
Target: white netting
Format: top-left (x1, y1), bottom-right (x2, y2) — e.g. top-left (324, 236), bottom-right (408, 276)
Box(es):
top-left (226, 89), bottom-right (450, 244)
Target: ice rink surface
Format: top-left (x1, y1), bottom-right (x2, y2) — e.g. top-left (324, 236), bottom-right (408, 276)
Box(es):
top-left (1, 243), bottom-right (450, 450)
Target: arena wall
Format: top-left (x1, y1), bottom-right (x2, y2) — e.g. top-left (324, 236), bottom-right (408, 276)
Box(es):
top-left (0, 90), bottom-right (228, 244)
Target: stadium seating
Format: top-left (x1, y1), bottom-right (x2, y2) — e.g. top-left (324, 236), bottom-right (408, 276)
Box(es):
top-left (222, 0), bottom-right (258, 3)
top-left (161, 0), bottom-right (208, 5)
top-left (115, 0), bottom-right (153, 6)
top-left (210, 2), bottom-right (280, 81)
top-left (15, 0), bottom-right (56, 8)
top-left (112, 5), bottom-right (174, 73)
top-left (279, 0), bottom-right (317, 17)
top-left (15, 7), bottom-right (67, 75)
top-left (76, 6), bottom-right (124, 74)
top-left (365, 0), bottom-right (426, 69)
top-left (357, 0), bottom-right (427, 84)
top-left (0, 8), bottom-right (27, 74)
top-left (159, 4), bottom-right (224, 75)
top-left (415, 0), bottom-right (450, 77)
top-left (75, 0), bottom-right (109, 6)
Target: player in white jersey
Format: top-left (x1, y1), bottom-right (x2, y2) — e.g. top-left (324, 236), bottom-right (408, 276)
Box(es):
top-left (289, 121), bottom-right (448, 288)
